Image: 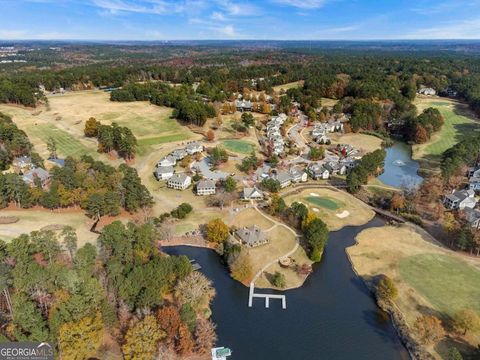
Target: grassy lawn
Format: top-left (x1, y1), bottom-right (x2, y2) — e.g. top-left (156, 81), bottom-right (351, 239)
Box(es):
top-left (306, 196), bottom-right (342, 210)
top-left (221, 139), bottom-right (255, 154)
top-left (413, 97), bottom-right (480, 162)
top-left (329, 133), bottom-right (383, 154)
top-left (399, 254), bottom-right (480, 314)
top-left (230, 208), bottom-right (274, 230)
top-left (28, 123), bottom-right (98, 158)
top-left (273, 80), bottom-right (304, 93)
top-left (284, 188), bottom-right (374, 231)
top-left (349, 224), bottom-right (480, 358)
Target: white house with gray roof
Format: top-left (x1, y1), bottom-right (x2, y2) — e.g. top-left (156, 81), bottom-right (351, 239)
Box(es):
top-left (171, 149), bottom-right (188, 161)
top-left (242, 187), bottom-right (264, 201)
top-left (443, 189), bottom-right (477, 210)
top-left (154, 165), bottom-right (174, 181)
top-left (167, 173), bottom-right (192, 190)
top-left (185, 142), bottom-right (203, 155)
top-left (196, 179), bottom-right (216, 196)
top-left (157, 155), bottom-right (177, 167)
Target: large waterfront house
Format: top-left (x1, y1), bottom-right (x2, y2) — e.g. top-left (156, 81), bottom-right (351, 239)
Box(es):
top-left (196, 179), bottom-right (216, 196)
top-left (443, 189), bottom-right (477, 210)
top-left (235, 225), bottom-right (268, 247)
top-left (154, 165), bottom-right (174, 181)
top-left (167, 173), bottom-right (192, 190)
top-left (243, 187), bottom-right (264, 201)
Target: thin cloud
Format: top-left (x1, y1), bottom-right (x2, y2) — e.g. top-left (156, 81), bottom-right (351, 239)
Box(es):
top-left (271, 0), bottom-right (329, 9)
top-left (405, 17), bottom-right (480, 39)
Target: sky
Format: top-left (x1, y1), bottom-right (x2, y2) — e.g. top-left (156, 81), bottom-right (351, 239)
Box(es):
top-left (0, 0), bottom-right (480, 41)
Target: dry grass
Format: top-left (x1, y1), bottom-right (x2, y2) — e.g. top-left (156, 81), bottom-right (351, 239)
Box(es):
top-left (0, 90), bottom-right (195, 162)
top-left (272, 80), bottom-right (304, 93)
top-left (245, 225), bottom-right (297, 279)
top-left (348, 224), bottom-right (480, 358)
top-left (255, 246), bottom-right (313, 290)
top-left (229, 208), bottom-right (274, 230)
top-left (329, 133), bottom-right (383, 154)
top-left (0, 209), bottom-right (98, 246)
top-left (284, 188), bottom-right (375, 231)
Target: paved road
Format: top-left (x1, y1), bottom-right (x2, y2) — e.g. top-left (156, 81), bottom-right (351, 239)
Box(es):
top-left (192, 157), bottom-right (229, 181)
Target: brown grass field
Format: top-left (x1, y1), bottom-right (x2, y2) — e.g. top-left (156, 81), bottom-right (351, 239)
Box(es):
top-left (283, 188), bottom-right (375, 231)
top-left (329, 133), bottom-right (383, 154)
top-left (348, 224), bottom-right (480, 358)
top-left (272, 80), bottom-right (304, 93)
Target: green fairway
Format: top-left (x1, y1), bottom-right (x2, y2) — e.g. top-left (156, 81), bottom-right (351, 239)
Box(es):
top-left (28, 123), bottom-right (98, 158)
top-left (137, 134), bottom-right (190, 147)
top-left (399, 254), bottom-right (480, 314)
top-left (306, 196), bottom-right (342, 210)
top-left (221, 139), bottom-right (254, 154)
top-left (423, 103), bottom-right (480, 156)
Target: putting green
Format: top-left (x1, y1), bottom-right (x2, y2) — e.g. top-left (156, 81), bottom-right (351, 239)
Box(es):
top-left (399, 254), bottom-right (480, 314)
top-left (306, 196), bottom-right (342, 211)
top-left (221, 140), bottom-right (254, 154)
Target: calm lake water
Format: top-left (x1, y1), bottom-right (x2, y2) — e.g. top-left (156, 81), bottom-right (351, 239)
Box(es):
top-left (378, 142), bottom-right (423, 188)
top-left (165, 217), bottom-right (410, 360)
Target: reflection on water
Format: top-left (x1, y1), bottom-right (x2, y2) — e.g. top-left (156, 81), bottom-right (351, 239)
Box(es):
top-left (379, 142), bottom-right (423, 188)
top-left (164, 217), bottom-right (410, 360)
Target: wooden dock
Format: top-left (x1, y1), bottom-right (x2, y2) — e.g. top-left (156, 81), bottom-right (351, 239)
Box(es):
top-left (248, 282), bottom-right (286, 309)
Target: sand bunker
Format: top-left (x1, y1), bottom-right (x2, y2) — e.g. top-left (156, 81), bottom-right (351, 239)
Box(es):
top-left (309, 193), bottom-right (319, 197)
top-left (312, 208), bottom-right (320, 212)
top-left (336, 210), bottom-right (350, 218)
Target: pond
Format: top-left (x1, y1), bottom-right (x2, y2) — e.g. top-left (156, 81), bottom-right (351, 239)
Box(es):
top-left (378, 142), bottom-right (423, 188)
top-left (164, 217), bottom-right (410, 360)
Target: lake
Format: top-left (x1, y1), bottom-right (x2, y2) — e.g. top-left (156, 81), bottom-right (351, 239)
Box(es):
top-left (378, 142), bottom-right (423, 188)
top-left (165, 217), bottom-right (410, 360)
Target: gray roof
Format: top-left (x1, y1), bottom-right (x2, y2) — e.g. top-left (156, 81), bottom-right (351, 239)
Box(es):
top-left (155, 165), bottom-right (174, 174)
top-left (275, 171), bottom-right (291, 184)
top-left (197, 179), bottom-right (216, 190)
top-left (22, 167), bottom-right (49, 183)
top-left (235, 225), bottom-right (267, 246)
top-left (464, 207), bottom-right (480, 223)
top-left (445, 189), bottom-right (475, 203)
top-left (243, 187), bottom-right (263, 199)
top-left (168, 173), bottom-right (190, 184)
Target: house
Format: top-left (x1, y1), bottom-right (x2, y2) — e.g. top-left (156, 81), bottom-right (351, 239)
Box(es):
top-left (47, 157), bottom-right (65, 167)
top-left (468, 166), bottom-right (480, 178)
top-left (275, 171), bottom-right (292, 189)
top-left (308, 163), bottom-right (329, 180)
top-left (22, 167), bottom-right (50, 188)
top-left (443, 189), bottom-right (477, 210)
top-left (196, 179), bottom-right (216, 196)
top-left (154, 165), bottom-right (174, 181)
top-left (463, 208), bottom-right (480, 229)
top-left (157, 155), bottom-right (177, 167)
top-left (289, 167), bottom-right (308, 183)
top-left (242, 187), bottom-right (264, 200)
top-left (324, 161), bottom-right (347, 176)
top-left (12, 156), bottom-right (33, 172)
top-left (341, 157), bottom-right (357, 170)
top-left (167, 173), bottom-right (192, 190)
top-left (235, 225), bottom-right (268, 247)
top-left (235, 100), bottom-right (252, 112)
top-left (171, 149), bottom-right (188, 161)
top-left (469, 177), bottom-right (480, 191)
top-left (418, 87), bottom-right (436, 96)
top-left (185, 142), bottom-right (203, 155)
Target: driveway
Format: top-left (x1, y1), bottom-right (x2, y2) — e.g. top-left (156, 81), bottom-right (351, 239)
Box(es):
top-left (192, 157), bottom-right (229, 181)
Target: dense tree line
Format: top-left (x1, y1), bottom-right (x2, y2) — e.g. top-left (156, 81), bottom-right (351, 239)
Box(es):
top-left (442, 133), bottom-right (480, 179)
top-left (0, 221), bottom-right (217, 358)
top-left (405, 107), bottom-right (444, 143)
top-left (347, 149), bottom-right (386, 193)
top-left (0, 156), bottom-right (153, 217)
top-left (0, 112), bottom-right (42, 170)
